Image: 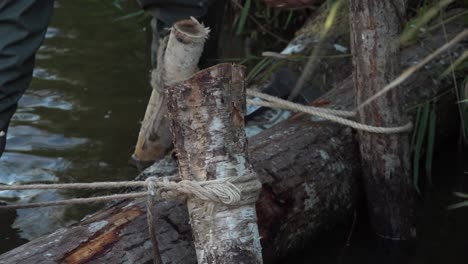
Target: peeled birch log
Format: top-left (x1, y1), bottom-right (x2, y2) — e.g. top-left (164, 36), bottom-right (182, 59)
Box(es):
top-left (132, 18), bottom-right (209, 169)
top-left (0, 18), bottom-right (465, 264)
top-left (166, 63), bottom-right (263, 263)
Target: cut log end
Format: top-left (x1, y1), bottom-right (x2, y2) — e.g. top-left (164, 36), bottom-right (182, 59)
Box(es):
top-left (173, 18), bottom-right (210, 42)
top-left (132, 18), bottom-right (209, 167)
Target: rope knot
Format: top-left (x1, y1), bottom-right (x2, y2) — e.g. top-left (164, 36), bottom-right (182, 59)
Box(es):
top-left (144, 174), bottom-right (262, 206)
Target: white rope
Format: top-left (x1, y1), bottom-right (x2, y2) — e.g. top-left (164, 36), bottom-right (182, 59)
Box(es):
top-left (0, 192), bottom-right (148, 209)
top-left (0, 176), bottom-right (180, 191)
top-left (0, 174), bottom-right (261, 209)
top-left (247, 89), bottom-right (356, 117)
top-left (246, 90), bottom-right (413, 133)
top-left (246, 29), bottom-right (468, 134)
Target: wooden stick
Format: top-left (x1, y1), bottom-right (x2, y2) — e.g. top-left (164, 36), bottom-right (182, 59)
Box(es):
top-left (349, 0), bottom-right (417, 240)
top-left (132, 18), bottom-right (209, 170)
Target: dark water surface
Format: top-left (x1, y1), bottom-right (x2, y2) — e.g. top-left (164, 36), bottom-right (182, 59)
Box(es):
top-left (0, 0), bottom-right (149, 253)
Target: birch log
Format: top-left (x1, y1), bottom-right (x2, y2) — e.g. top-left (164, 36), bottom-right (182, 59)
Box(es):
top-left (166, 63), bottom-right (263, 263)
top-left (349, 0), bottom-right (417, 239)
top-left (132, 18), bottom-right (209, 169)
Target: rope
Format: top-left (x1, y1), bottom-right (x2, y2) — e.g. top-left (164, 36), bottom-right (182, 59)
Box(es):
top-left (0, 174), bottom-right (261, 264)
top-left (246, 29), bottom-right (468, 133)
top-left (0, 176), bottom-right (179, 191)
top-left (0, 192), bottom-right (149, 209)
top-left (0, 174), bottom-right (260, 209)
top-left (246, 90), bottom-right (413, 133)
top-left (247, 89), bottom-right (356, 117)
top-left (146, 178), bottom-right (162, 264)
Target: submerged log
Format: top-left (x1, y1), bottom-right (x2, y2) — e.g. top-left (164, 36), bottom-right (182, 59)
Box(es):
top-left (0, 16), bottom-right (464, 264)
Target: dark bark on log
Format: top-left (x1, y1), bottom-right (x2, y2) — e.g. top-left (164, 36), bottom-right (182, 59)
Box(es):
top-left (348, 0), bottom-right (417, 240)
top-left (0, 119), bottom-right (360, 264)
top-left (0, 17), bottom-right (464, 264)
top-left (0, 115), bottom-right (360, 264)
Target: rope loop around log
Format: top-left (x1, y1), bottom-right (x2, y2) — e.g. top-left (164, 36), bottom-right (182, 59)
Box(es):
top-left (0, 174), bottom-right (262, 210)
top-left (0, 171), bottom-right (263, 264)
top-left (145, 173), bottom-right (261, 206)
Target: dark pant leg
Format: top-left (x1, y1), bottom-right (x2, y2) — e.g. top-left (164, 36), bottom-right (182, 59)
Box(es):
top-left (0, 0), bottom-right (54, 157)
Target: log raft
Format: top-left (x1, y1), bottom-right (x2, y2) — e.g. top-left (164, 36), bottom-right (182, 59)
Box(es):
top-left (0, 14), bottom-right (465, 264)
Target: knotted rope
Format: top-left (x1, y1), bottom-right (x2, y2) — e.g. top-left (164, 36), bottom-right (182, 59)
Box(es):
top-left (0, 174), bottom-right (261, 209)
top-left (0, 174), bottom-right (262, 264)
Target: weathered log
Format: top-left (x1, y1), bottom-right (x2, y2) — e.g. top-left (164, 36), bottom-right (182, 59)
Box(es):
top-left (0, 17), bottom-right (464, 264)
top-left (348, 0), bottom-right (416, 239)
top-left (166, 63), bottom-right (263, 263)
top-left (132, 19), bottom-right (209, 169)
top-left (0, 115), bottom-right (359, 264)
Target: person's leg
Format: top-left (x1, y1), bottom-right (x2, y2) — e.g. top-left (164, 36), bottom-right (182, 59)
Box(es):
top-left (0, 0), bottom-right (54, 157)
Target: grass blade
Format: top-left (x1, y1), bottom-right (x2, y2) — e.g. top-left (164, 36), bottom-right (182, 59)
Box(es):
top-left (260, 60), bottom-right (286, 82)
top-left (239, 55), bottom-right (261, 65)
top-left (425, 103), bottom-right (437, 185)
top-left (461, 77), bottom-right (468, 142)
top-left (410, 105), bottom-right (423, 152)
top-left (112, 0), bottom-right (123, 10)
top-left (448, 200), bottom-right (468, 210)
top-left (439, 50), bottom-right (468, 77)
top-left (454, 192), bottom-right (468, 199)
top-left (413, 102), bottom-right (430, 195)
top-left (236, 0), bottom-right (251, 35)
top-left (247, 58), bottom-right (271, 81)
top-left (283, 10), bottom-right (294, 29)
top-left (113, 10), bottom-right (145, 22)
top-left (400, 0), bottom-right (456, 45)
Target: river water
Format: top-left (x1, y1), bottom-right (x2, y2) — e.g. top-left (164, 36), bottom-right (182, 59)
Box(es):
top-left (0, 0), bottom-right (149, 253)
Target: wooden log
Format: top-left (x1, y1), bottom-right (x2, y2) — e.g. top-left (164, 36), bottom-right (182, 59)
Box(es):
top-left (0, 17), bottom-right (464, 264)
top-left (0, 121), bottom-right (359, 264)
top-left (166, 63), bottom-right (263, 263)
top-left (348, 0), bottom-right (417, 240)
top-left (132, 18), bottom-right (209, 170)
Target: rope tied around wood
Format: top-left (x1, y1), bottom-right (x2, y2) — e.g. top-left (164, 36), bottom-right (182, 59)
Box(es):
top-left (0, 173), bottom-right (262, 264)
top-left (246, 89), bottom-right (413, 134)
top-left (246, 29), bottom-right (468, 134)
top-left (144, 174), bottom-right (261, 264)
top-left (145, 173), bottom-right (262, 206)
top-left (0, 174), bottom-right (262, 209)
